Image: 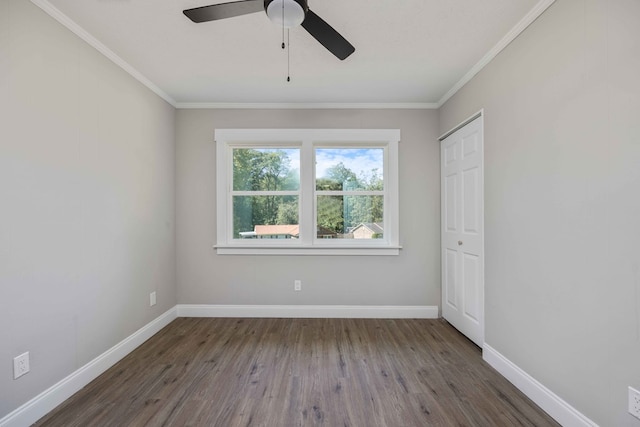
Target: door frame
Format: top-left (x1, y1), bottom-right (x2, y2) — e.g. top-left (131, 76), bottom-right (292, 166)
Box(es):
top-left (438, 109), bottom-right (485, 347)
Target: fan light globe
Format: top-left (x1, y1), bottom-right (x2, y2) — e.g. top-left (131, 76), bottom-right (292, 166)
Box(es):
top-left (266, 0), bottom-right (305, 28)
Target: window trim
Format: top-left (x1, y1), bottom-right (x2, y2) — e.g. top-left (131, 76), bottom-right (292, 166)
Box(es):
top-left (214, 129), bottom-right (401, 255)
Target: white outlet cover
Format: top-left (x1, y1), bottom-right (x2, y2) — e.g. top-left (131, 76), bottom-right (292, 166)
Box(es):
top-left (630, 386), bottom-right (640, 420)
top-left (150, 291), bottom-right (157, 306)
top-left (13, 352), bottom-right (30, 379)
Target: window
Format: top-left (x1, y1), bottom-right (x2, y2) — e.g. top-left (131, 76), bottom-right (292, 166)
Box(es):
top-left (215, 129), bottom-right (400, 255)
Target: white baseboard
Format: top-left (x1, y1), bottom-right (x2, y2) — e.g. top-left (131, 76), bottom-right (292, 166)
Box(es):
top-left (0, 307), bottom-right (178, 427)
top-left (482, 344), bottom-right (597, 427)
top-left (177, 304), bottom-right (439, 319)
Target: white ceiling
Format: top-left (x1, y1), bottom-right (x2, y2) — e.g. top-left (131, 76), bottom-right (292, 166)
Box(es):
top-left (38, 0), bottom-right (549, 107)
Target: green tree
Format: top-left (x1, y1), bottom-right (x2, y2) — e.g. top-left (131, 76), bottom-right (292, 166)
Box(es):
top-left (316, 178), bottom-right (345, 234)
top-left (233, 151), bottom-right (385, 237)
top-left (359, 168), bottom-right (383, 191)
top-left (316, 165), bottom-right (385, 233)
top-left (276, 200), bottom-right (298, 225)
top-left (324, 162), bottom-right (359, 190)
top-left (232, 148), bottom-right (299, 236)
top-left (349, 168), bottom-right (384, 228)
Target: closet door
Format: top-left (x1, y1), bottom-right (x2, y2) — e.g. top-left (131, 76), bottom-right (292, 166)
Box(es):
top-left (441, 116), bottom-right (484, 347)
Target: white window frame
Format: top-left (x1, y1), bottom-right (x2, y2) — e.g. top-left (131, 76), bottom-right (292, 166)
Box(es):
top-left (215, 129), bottom-right (401, 255)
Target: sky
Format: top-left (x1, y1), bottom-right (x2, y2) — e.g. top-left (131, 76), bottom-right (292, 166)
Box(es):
top-left (315, 148), bottom-right (383, 179)
top-left (254, 147), bottom-right (384, 181)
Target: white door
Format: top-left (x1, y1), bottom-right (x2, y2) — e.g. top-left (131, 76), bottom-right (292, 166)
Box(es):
top-left (441, 116), bottom-right (484, 347)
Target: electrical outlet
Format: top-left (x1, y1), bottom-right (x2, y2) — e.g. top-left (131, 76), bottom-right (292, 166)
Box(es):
top-left (294, 280), bottom-right (301, 291)
top-left (630, 386), bottom-right (640, 420)
top-left (13, 352), bottom-right (29, 379)
top-left (150, 291), bottom-right (157, 307)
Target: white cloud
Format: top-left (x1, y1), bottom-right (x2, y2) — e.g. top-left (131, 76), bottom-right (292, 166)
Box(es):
top-left (315, 148), bottom-right (383, 179)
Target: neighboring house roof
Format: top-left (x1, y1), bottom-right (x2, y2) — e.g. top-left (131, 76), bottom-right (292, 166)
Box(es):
top-left (250, 224), bottom-right (338, 237)
top-left (351, 222), bottom-right (384, 234)
top-left (254, 224), bottom-right (300, 236)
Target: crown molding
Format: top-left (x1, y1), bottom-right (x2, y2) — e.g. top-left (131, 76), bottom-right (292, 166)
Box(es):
top-left (437, 0), bottom-right (556, 107)
top-left (175, 102), bottom-right (438, 110)
top-left (29, 0), bottom-right (177, 107)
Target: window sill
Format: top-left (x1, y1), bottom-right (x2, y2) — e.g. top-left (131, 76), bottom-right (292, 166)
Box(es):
top-left (214, 245), bottom-right (402, 256)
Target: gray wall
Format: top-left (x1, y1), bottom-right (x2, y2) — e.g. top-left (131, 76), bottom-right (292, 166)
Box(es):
top-left (0, 0), bottom-right (176, 418)
top-left (439, 0), bottom-right (640, 425)
top-left (176, 109), bottom-right (440, 307)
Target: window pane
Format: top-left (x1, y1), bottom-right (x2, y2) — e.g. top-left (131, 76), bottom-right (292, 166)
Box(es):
top-left (233, 148), bottom-right (300, 191)
top-left (315, 148), bottom-right (383, 191)
top-left (316, 195), bottom-right (384, 239)
top-left (233, 196), bottom-right (299, 239)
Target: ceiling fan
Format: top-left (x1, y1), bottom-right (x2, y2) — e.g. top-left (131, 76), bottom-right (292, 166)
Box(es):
top-left (183, 0), bottom-right (355, 60)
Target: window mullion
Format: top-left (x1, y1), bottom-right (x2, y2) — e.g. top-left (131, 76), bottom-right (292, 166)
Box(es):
top-left (315, 191), bottom-right (385, 197)
top-left (231, 191), bottom-right (299, 196)
top-left (300, 139), bottom-right (314, 245)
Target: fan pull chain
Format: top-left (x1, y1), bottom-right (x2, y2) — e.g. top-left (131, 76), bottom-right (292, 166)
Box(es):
top-left (281, 1), bottom-right (285, 49)
top-left (279, 1), bottom-right (290, 82)
top-left (287, 29), bottom-right (291, 82)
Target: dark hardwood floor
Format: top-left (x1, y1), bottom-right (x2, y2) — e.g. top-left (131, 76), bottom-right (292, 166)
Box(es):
top-left (35, 318), bottom-right (559, 426)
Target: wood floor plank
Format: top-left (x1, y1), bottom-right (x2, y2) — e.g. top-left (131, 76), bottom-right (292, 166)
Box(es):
top-left (34, 318), bottom-right (559, 427)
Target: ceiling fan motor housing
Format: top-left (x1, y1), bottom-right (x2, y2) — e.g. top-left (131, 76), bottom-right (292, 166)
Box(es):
top-left (264, 0), bottom-right (308, 28)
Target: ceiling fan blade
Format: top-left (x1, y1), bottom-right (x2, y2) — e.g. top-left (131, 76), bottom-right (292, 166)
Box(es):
top-left (184, 0), bottom-right (264, 23)
top-left (301, 9), bottom-right (355, 60)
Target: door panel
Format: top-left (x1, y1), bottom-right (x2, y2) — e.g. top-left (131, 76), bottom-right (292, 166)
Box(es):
top-left (463, 167), bottom-right (479, 233)
top-left (441, 116), bottom-right (484, 347)
top-left (445, 174), bottom-right (457, 232)
top-left (445, 143), bottom-right (457, 165)
top-left (463, 252), bottom-right (480, 321)
top-left (463, 133), bottom-right (478, 158)
top-left (445, 248), bottom-right (457, 308)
